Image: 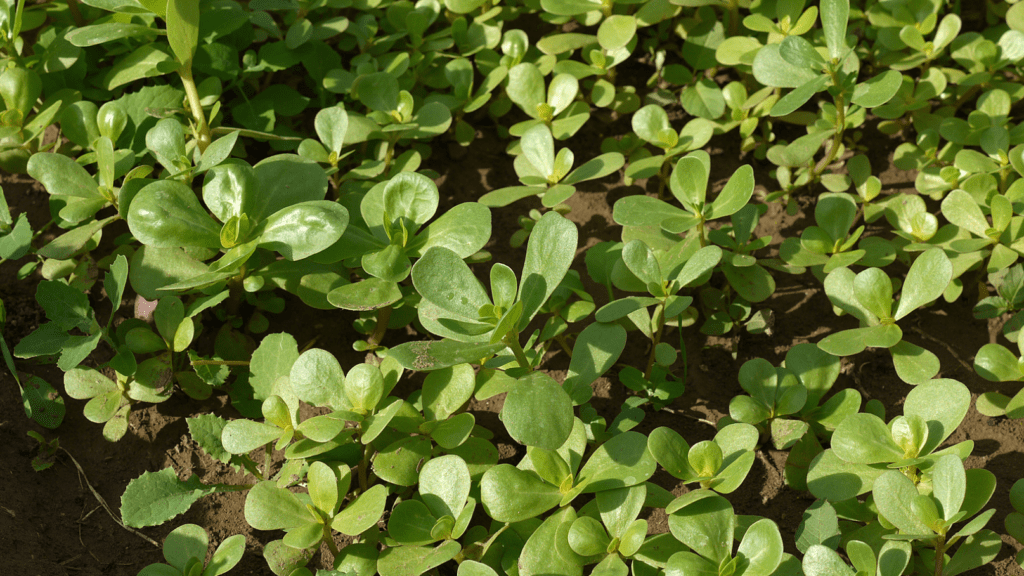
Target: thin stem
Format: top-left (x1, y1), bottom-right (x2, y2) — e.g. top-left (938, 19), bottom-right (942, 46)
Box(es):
top-left (179, 66), bottom-right (212, 154)
top-left (358, 441), bottom-right (372, 493)
top-left (504, 333), bottom-right (532, 371)
top-left (644, 304), bottom-right (666, 380)
top-left (324, 526), bottom-right (342, 557)
top-left (809, 91), bottom-right (846, 183)
top-left (191, 359), bottom-right (250, 366)
top-left (262, 443), bottom-right (273, 479)
top-left (367, 306), bottom-right (392, 349)
top-left (934, 534), bottom-right (946, 576)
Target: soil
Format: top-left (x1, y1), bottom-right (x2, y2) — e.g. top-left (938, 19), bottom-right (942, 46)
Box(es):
top-left (2, 112), bottom-right (1023, 576)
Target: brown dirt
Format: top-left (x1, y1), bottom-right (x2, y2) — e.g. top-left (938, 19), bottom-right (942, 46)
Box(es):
top-left (3, 117), bottom-right (1023, 576)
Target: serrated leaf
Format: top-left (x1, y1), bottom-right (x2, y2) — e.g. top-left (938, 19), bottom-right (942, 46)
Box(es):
top-left (121, 468), bottom-right (216, 527)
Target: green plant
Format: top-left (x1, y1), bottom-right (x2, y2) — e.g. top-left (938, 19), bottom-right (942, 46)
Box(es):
top-left (138, 523), bottom-right (245, 576)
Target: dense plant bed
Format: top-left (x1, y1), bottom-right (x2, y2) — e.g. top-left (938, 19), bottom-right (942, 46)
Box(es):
top-left (3, 0), bottom-right (1024, 574)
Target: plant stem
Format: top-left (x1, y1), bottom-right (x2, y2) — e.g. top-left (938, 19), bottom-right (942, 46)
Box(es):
top-left (644, 303), bottom-right (666, 380)
top-left (504, 333), bottom-right (532, 371)
top-left (191, 359), bottom-right (250, 366)
top-left (263, 443), bottom-right (273, 479)
top-left (179, 66), bottom-right (212, 154)
top-left (239, 455), bottom-right (264, 480)
top-left (358, 441), bottom-right (372, 493)
top-left (934, 534), bottom-right (946, 576)
top-left (809, 92), bottom-right (846, 182)
top-left (325, 526), bottom-right (342, 557)
top-left (367, 305), bottom-right (392, 348)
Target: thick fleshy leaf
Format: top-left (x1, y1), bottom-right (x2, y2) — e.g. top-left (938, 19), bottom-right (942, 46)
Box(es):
top-left (251, 155), bottom-right (328, 222)
top-left (850, 70), bottom-right (903, 108)
top-left (873, 471), bottom-right (932, 534)
top-left (576, 431), bottom-right (656, 493)
top-left (414, 246), bottom-right (490, 320)
top-left (973, 343), bottom-right (1022, 381)
top-left (890, 340), bottom-right (940, 385)
top-left (221, 419), bottom-right (283, 454)
top-left (519, 212), bottom-right (577, 327)
top-left (388, 340), bottom-right (505, 371)
top-left (802, 545), bottom-right (855, 576)
top-left (708, 165), bottom-right (754, 220)
top-left (831, 413), bottom-right (902, 464)
top-left (377, 541), bottom-right (461, 576)
top-left (752, 43), bottom-right (819, 88)
top-left (518, 507), bottom-right (583, 576)
top-left (333, 484), bottom-right (386, 536)
top-left (931, 454), bottom-right (966, 522)
top-left (419, 455), bottom-right (471, 519)
top-left (259, 201), bottom-right (348, 260)
top-left (820, 0), bottom-right (848, 60)
top-left (806, 450), bottom-right (887, 501)
top-left (501, 371), bottom-right (574, 450)
top-left (408, 202), bottom-right (491, 258)
top-left (670, 154), bottom-right (708, 211)
top-left (480, 464), bottom-right (562, 522)
top-left (667, 492), bottom-right (734, 564)
top-left (563, 322), bottom-right (626, 399)
top-left (894, 248), bottom-right (952, 320)
top-left (128, 181), bottom-right (221, 249)
top-left (736, 519), bottom-right (784, 576)
top-left (817, 325), bottom-right (902, 356)
top-left (904, 379), bottom-right (970, 455)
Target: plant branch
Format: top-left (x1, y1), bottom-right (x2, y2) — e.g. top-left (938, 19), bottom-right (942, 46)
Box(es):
top-left (61, 448), bottom-right (160, 548)
top-left (178, 66), bottom-right (211, 154)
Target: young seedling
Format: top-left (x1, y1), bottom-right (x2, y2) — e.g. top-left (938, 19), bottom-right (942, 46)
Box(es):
top-left (649, 423), bottom-right (759, 494)
top-left (138, 524), bottom-right (245, 576)
top-left (817, 247), bottom-right (953, 384)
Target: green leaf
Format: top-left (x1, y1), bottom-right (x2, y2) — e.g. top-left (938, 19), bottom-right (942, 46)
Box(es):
top-left (244, 481), bottom-right (314, 531)
top-left (333, 484), bottom-right (387, 536)
top-left (795, 500), bottom-right (841, 554)
top-left (853, 268), bottom-right (893, 321)
top-left (831, 413), bottom-right (902, 464)
top-left (779, 36), bottom-right (826, 69)
top-left (388, 340), bottom-right (505, 371)
top-left (931, 454), bottom-right (965, 522)
top-left (874, 471), bottom-right (932, 534)
top-left (259, 201), bottom-right (348, 260)
top-left (974, 343), bottom-right (1022, 381)
top-left (737, 519), bottom-right (783, 576)
top-left (752, 44), bottom-right (819, 88)
top-left (205, 534), bottom-right (245, 576)
top-left (597, 15), bottom-right (636, 51)
top-left (328, 278), bottom-right (402, 311)
top-left (904, 379), bottom-right (970, 455)
top-left (167, 0), bottom-right (199, 68)
top-left (563, 322), bottom-right (626, 400)
top-left (518, 507), bottom-right (583, 576)
top-left (373, 436), bottom-right (432, 486)
top-left (667, 491), bottom-right (734, 564)
top-left (164, 524), bottom-right (208, 571)
top-left (771, 75), bottom-right (830, 117)
top-left (943, 530), bottom-right (1002, 576)
top-left (649, 426), bottom-right (697, 480)
top-left (709, 165), bottom-right (754, 220)
top-left (121, 468), bottom-right (216, 528)
top-left (576, 431), bottom-right (656, 493)
top-left (568, 516), bottom-right (610, 556)
top-left (850, 70), bottom-right (903, 108)
top-left (632, 105), bottom-right (674, 147)
top-left (36, 280), bottom-right (93, 331)
top-left (802, 545), bottom-right (855, 576)
top-left (419, 455), bottom-right (471, 519)
top-left (289, 347), bottom-right (345, 408)
top-left (422, 364), bottom-right (475, 421)
top-left (680, 79), bottom-right (727, 120)
top-left (817, 325), bottom-right (902, 356)
top-left (501, 371), bottom-right (574, 449)
top-left (821, 0), bottom-right (849, 60)
top-left (355, 72), bottom-right (399, 113)
top-left (27, 153), bottom-right (103, 224)
top-left (890, 340), bottom-right (940, 385)
top-left (377, 542), bottom-right (461, 576)
top-left (480, 464), bottom-right (562, 522)
top-left (414, 246), bottom-right (490, 320)
top-left (251, 155), bottom-right (328, 222)
top-left (519, 212), bottom-right (577, 328)
top-left (670, 154), bottom-right (708, 211)
top-left (507, 64), bottom-right (545, 119)
top-left (65, 23), bottom-right (161, 47)
top-left (221, 419), bottom-right (282, 454)
top-left (894, 248), bottom-right (951, 320)
top-left (806, 449), bottom-right (887, 501)
top-left (128, 181), bottom-right (221, 249)
top-left (251, 333), bottom-right (300, 402)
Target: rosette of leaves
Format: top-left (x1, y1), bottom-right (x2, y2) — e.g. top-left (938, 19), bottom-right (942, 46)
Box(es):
top-left (14, 255), bottom-right (129, 373)
top-left (751, 0), bottom-right (902, 191)
top-left (243, 463), bottom-right (387, 557)
top-left (624, 104), bottom-right (714, 187)
top-left (867, 4), bottom-right (961, 71)
top-left (872, 68), bottom-right (949, 135)
top-left (138, 524), bottom-right (245, 576)
top-left (870, 455), bottom-right (1000, 576)
top-left (1007, 479), bottom-right (1024, 568)
top-left (937, 89), bottom-right (1023, 166)
top-left (725, 344), bottom-right (861, 450)
top-left (430, 56), bottom-right (510, 147)
top-left (948, 31), bottom-right (1024, 111)
top-left (649, 423), bottom-right (758, 494)
top-left (323, 171), bottom-right (491, 314)
top-left (665, 492), bottom-right (785, 576)
top-left (817, 248), bottom-right (953, 385)
top-left (0, 66), bottom-right (77, 173)
top-left (802, 540), bottom-right (912, 576)
top-left (806, 378), bottom-right (972, 503)
top-left (479, 123), bottom-right (624, 208)
top-left (563, 484), bottom-right (655, 576)
top-left (504, 62), bottom-right (590, 139)
top-left (390, 210), bottom-right (576, 369)
top-left (386, 454), bottom-right (475, 549)
top-left (594, 240), bottom-right (722, 380)
top-left (126, 154), bottom-right (348, 293)
top-left (939, 188), bottom-right (1024, 275)
top-left (480, 429), bottom-right (656, 523)
top-left (613, 151), bottom-right (753, 252)
top-left (779, 192), bottom-right (896, 273)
